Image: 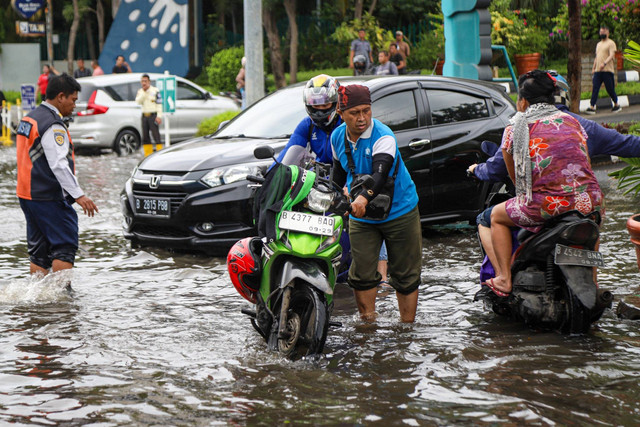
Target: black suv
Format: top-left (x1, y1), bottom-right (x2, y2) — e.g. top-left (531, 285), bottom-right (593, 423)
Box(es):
top-left (121, 76), bottom-right (516, 255)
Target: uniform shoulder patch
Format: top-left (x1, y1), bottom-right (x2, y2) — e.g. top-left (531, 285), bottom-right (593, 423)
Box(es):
top-left (17, 121), bottom-right (33, 137)
top-left (53, 130), bottom-right (66, 146)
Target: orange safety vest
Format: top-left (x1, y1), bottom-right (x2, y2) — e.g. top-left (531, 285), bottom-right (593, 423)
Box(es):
top-left (16, 104), bottom-right (75, 200)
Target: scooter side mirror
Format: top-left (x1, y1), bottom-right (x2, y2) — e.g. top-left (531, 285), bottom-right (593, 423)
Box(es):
top-left (254, 145), bottom-right (275, 160)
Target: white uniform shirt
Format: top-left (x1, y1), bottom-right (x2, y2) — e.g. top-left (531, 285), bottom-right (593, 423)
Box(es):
top-left (41, 102), bottom-right (84, 200)
top-left (135, 86), bottom-right (163, 117)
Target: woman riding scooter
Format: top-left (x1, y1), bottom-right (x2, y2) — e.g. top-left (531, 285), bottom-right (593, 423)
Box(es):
top-left (482, 70), bottom-right (604, 297)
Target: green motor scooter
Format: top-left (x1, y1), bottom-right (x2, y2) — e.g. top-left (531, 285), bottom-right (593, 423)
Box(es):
top-left (228, 145), bottom-right (351, 359)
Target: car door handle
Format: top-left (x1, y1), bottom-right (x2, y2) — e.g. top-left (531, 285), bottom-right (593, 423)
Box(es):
top-left (409, 139), bottom-right (431, 149)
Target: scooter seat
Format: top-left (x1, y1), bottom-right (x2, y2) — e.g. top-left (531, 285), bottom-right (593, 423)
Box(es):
top-left (517, 228), bottom-right (536, 243)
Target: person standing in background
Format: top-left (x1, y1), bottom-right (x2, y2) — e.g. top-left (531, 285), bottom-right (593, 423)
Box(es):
top-left (135, 74), bottom-right (163, 152)
top-left (375, 51), bottom-right (398, 75)
top-left (395, 31), bottom-right (411, 62)
top-left (349, 29), bottom-right (374, 76)
top-left (585, 25), bottom-right (621, 114)
top-left (112, 55), bottom-right (132, 74)
top-left (73, 59), bottom-right (92, 79)
top-left (91, 60), bottom-right (104, 76)
top-left (36, 64), bottom-right (60, 102)
top-left (389, 44), bottom-right (406, 75)
top-left (236, 57), bottom-right (246, 110)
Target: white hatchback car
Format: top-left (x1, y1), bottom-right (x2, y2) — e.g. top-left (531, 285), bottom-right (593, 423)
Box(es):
top-left (69, 73), bottom-right (240, 155)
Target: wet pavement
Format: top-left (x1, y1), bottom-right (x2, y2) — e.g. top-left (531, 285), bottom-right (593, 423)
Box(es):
top-left (1, 147), bottom-right (640, 425)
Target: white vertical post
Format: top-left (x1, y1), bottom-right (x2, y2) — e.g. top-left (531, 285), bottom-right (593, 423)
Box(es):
top-left (243, 0), bottom-right (265, 107)
top-left (163, 70), bottom-right (170, 147)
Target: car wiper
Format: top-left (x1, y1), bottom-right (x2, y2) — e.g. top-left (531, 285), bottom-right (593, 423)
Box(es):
top-left (268, 134), bottom-right (292, 139)
top-left (205, 134), bottom-right (246, 139)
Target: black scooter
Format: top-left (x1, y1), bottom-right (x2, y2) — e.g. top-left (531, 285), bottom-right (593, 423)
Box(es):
top-left (472, 142), bottom-right (613, 333)
top-left (475, 210), bottom-right (613, 333)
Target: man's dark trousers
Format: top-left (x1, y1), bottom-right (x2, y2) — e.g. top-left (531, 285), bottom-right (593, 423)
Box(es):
top-left (142, 113), bottom-right (161, 150)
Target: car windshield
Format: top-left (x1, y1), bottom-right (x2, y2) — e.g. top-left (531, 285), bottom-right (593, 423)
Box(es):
top-left (215, 85), bottom-right (306, 139)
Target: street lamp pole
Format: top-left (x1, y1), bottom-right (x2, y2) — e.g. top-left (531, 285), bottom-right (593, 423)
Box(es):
top-left (46, 0), bottom-right (53, 65)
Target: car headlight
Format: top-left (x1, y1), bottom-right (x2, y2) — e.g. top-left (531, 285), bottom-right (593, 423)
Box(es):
top-left (200, 163), bottom-right (266, 188)
top-left (307, 187), bottom-right (334, 213)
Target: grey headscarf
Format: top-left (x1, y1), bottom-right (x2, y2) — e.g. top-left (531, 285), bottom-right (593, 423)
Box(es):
top-left (509, 102), bottom-right (558, 202)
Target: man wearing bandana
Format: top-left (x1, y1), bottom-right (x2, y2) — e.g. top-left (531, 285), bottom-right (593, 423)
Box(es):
top-left (330, 84), bottom-right (422, 323)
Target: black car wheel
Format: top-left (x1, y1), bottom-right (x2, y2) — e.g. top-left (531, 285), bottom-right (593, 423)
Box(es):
top-left (114, 129), bottom-right (140, 156)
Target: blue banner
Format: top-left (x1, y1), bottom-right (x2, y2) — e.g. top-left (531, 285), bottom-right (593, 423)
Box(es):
top-left (21, 84), bottom-right (36, 112)
top-left (11, 0), bottom-right (45, 19)
top-left (98, 0), bottom-right (189, 76)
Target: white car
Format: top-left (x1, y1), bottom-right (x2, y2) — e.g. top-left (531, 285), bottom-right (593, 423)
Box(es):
top-left (70, 73), bottom-right (240, 155)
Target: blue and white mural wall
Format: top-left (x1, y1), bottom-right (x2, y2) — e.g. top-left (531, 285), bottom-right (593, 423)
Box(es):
top-left (98, 0), bottom-right (189, 76)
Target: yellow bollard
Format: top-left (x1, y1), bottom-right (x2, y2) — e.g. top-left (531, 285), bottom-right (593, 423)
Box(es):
top-left (143, 143), bottom-right (164, 156)
top-left (1, 101), bottom-right (12, 146)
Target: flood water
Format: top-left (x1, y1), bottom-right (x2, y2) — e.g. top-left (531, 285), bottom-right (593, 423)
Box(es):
top-left (1, 147), bottom-right (640, 425)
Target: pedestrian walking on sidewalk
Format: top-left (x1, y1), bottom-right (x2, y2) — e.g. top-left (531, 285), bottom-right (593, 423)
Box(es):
top-left (586, 25), bottom-right (621, 115)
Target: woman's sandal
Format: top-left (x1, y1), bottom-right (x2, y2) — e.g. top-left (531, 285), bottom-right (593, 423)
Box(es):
top-left (481, 278), bottom-right (510, 298)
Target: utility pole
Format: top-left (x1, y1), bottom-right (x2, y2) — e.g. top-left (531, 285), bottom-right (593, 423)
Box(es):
top-left (46, 0), bottom-right (53, 65)
top-left (567, 0), bottom-right (582, 113)
top-left (243, 0), bottom-right (265, 107)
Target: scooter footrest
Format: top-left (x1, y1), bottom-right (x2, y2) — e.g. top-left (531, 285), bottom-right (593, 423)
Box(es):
top-left (241, 308), bottom-right (257, 318)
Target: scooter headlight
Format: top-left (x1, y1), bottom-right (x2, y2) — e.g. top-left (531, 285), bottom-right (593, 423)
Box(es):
top-left (307, 188), bottom-right (334, 213)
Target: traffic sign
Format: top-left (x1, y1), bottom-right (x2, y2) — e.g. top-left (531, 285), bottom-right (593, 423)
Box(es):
top-left (156, 76), bottom-right (176, 114)
top-left (21, 84), bottom-right (36, 112)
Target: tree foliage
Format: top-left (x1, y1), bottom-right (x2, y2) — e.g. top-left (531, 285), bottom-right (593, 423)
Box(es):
top-left (206, 45), bottom-right (244, 92)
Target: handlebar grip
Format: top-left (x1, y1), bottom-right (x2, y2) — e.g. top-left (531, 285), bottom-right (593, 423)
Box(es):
top-left (246, 174), bottom-right (265, 184)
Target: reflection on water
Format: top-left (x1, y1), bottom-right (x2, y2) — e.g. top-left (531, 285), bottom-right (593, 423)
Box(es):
top-left (1, 149), bottom-right (639, 424)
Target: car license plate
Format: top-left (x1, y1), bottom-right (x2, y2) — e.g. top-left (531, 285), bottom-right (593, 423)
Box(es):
top-left (278, 211), bottom-right (335, 236)
top-left (554, 244), bottom-right (605, 267)
top-left (134, 196), bottom-right (170, 217)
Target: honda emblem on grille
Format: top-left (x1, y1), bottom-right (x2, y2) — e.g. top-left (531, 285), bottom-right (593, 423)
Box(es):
top-left (149, 175), bottom-right (161, 189)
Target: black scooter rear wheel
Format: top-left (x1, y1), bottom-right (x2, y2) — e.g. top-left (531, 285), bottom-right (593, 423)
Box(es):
top-left (277, 284), bottom-right (329, 359)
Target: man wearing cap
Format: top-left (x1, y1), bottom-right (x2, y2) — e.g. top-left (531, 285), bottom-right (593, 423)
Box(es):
top-left (349, 29), bottom-right (374, 76)
top-left (395, 31), bottom-right (411, 61)
top-left (331, 84), bottom-right (421, 323)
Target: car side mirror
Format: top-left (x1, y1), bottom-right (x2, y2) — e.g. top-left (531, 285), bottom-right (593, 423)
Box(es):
top-left (254, 145), bottom-right (275, 160)
top-left (204, 92), bottom-right (213, 100)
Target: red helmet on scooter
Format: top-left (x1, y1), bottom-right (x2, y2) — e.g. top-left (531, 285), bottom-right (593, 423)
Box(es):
top-left (227, 237), bottom-right (263, 303)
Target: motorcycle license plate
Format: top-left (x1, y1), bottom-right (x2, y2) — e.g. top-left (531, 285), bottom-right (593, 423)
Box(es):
top-left (554, 244), bottom-right (605, 267)
top-left (279, 211), bottom-right (335, 236)
top-left (134, 196), bottom-right (170, 217)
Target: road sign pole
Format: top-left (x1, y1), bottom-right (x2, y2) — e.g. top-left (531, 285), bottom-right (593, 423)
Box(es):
top-left (162, 71), bottom-right (171, 147)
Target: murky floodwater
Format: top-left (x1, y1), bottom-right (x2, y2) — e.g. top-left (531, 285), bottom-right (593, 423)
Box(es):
top-left (1, 146), bottom-right (640, 425)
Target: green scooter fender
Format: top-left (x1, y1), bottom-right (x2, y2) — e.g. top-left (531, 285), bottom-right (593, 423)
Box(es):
top-left (277, 259), bottom-right (333, 295)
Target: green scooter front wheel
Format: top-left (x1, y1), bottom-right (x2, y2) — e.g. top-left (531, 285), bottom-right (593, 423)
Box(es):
top-left (277, 283), bottom-right (329, 359)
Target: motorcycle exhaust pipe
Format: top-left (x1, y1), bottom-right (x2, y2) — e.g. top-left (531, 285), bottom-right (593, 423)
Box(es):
top-left (596, 289), bottom-right (614, 309)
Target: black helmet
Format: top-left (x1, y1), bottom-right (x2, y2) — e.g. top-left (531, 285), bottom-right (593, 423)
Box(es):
top-left (303, 74), bottom-right (340, 131)
top-left (353, 54), bottom-right (367, 71)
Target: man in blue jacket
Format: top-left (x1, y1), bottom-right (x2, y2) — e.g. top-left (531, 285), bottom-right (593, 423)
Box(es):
top-left (276, 74), bottom-right (341, 165)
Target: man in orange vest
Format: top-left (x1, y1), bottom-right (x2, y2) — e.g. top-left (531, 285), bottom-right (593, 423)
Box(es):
top-left (16, 74), bottom-right (98, 278)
